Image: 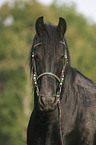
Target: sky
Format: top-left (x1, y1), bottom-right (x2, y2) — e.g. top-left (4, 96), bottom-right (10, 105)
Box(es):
top-left (36, 0), bottom-right (96, 23)
top-left (0, 0), bottom-right (96, 23)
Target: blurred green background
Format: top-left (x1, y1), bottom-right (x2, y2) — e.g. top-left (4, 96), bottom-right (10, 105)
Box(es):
top-left (0, 0), bottom-right (96, 145)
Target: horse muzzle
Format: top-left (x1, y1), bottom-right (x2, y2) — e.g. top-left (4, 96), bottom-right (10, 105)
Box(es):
top-left (38, 93), bottom-right (57, 111)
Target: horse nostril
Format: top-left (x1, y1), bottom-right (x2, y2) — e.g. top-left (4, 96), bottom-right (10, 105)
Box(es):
top-left (53, 95), bottom-right (57, 103)
top-left (40, 94), bottom-right (46, 106)
top-left (39, 94), bottom-right (56, 105)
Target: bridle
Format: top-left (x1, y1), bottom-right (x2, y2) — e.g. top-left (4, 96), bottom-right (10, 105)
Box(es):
top-left (31, 39), bottom-right (68, 145)
top-left (31, 40), bottom-right (68, 104)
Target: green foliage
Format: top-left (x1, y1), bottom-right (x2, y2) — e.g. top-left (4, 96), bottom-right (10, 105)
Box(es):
top-left (0, 0), bottom-right (96, 145)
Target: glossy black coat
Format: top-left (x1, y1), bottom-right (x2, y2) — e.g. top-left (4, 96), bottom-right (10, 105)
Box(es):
top-left (27, 17), bottom-right (96, 145)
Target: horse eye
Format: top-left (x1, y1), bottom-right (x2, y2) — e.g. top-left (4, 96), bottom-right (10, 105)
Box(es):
top-left (35, 55), bottom-right (40, 61)
top-left (61, 55), bottom-right (64, 59)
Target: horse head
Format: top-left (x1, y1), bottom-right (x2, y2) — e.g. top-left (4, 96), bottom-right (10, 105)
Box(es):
top-left (30, 16), bottom-right (70, 111)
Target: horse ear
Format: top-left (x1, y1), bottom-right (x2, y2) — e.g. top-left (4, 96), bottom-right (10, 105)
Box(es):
top-left (58, 17), bottom-right (67, 39)
top-left (35, 16), bottom-right (45, 36)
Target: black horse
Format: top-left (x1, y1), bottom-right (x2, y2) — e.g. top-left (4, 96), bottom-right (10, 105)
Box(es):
top-left (27, 16), bottom-right (96, 145)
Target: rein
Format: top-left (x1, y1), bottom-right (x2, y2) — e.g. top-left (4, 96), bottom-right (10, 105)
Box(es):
top-left (31, 40), bottom-right (68, 145)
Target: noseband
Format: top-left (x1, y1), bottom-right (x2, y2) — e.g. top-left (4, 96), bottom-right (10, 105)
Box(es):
top-left (31, 40), bottom-right (68, 105)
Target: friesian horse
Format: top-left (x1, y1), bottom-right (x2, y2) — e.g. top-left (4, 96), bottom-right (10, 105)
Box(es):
top-left (27, 16), bottom-right (96, 145)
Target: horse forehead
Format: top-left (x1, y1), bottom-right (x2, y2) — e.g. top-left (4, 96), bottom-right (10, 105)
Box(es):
top-left (43, 42), bottom-right (58, 57)
top-left (43, 40), bottom-right (62, 54)
top-left (43, 33), bottom-right (59, 52)
top-left (41, 25), bottom-right (61, 54)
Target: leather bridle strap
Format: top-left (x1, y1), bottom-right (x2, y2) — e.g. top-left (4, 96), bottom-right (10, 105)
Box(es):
top-left (37, 72), bottom-right (60, 82)
top-left (32, 40), bottom-right (68, 145)
top-left (32, 40), bottom-right (68, 97)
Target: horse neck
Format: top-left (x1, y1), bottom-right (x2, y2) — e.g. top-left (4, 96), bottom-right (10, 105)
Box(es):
top-left (34, 106), bottom-right (58, 123)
